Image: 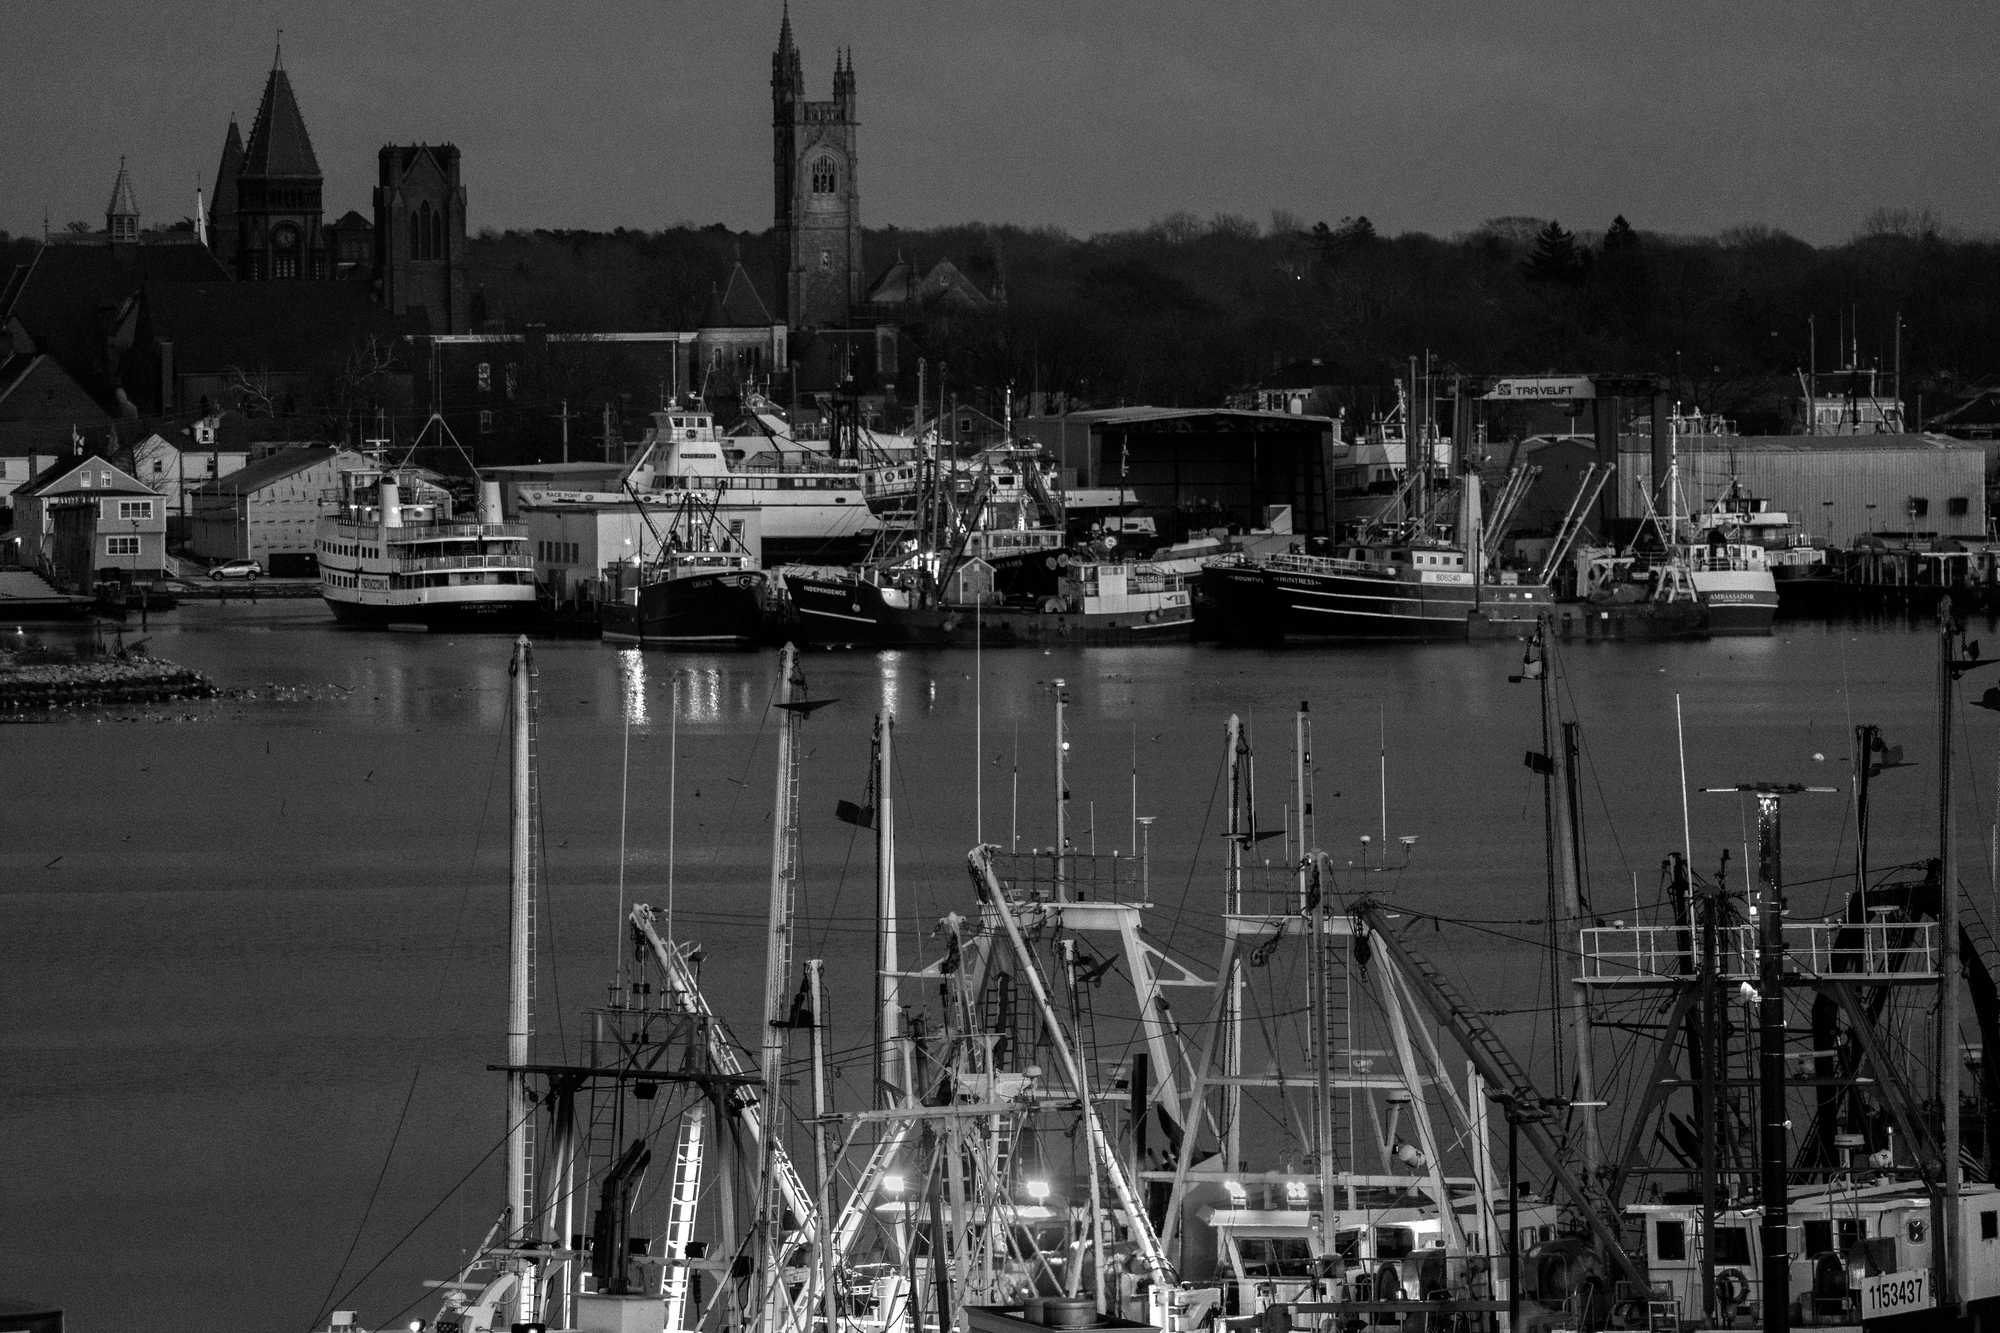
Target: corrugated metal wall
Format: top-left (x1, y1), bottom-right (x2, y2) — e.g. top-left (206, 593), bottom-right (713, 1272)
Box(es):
top-left (1612, 437), bottom-right (1989, 544)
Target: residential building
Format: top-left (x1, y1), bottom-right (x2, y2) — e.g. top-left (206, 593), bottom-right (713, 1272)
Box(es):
top-left (129, 415), bottom-right (251, 521)
top-left (10, 454), bottom-right (168, 589)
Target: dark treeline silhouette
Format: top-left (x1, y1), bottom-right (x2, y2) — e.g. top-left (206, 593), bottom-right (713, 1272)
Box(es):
top-left (463, 210), bottom-right (2000, 432)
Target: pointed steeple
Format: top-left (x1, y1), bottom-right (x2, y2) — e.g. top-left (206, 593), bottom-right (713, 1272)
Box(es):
top-left (106, 157), bottom-right (139, 243)
top-left (242, 49), bottom-right (321, 177)
top-left (772, 0), bottom-right (803, 102)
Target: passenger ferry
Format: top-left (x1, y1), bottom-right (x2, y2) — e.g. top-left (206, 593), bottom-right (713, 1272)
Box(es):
top-left (315, 467), bottom-right (537, 629)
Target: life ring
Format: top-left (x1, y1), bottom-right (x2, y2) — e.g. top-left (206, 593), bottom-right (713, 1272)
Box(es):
top-left (1717, 1269), bottom-right (1749, 1306)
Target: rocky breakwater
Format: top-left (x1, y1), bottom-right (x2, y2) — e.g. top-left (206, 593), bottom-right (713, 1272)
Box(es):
top-left (0, 643), bottom-right (216, 714)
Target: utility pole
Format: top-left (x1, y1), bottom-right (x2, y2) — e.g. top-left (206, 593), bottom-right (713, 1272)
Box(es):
top-left (550, 398), bottom-right (575, 464)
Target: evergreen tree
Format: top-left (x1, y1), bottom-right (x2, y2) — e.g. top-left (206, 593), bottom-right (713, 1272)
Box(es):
top-left (1524, 220), bottom-right (1582, 282)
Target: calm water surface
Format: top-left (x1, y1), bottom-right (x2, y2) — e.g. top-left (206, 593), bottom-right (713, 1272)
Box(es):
top-left (1, 601), bottom-right (1980, 1331)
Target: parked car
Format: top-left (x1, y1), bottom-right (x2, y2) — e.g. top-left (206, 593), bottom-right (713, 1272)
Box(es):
top-left (210, 559), bottom-right (262, 580)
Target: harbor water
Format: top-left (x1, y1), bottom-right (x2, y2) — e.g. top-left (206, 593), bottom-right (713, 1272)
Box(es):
top-left (0, 600), bottom-right (1978, 1332)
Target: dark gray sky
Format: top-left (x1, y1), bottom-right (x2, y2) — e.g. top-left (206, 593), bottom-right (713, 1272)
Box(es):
top-left (13, 1), bottom-right (1998, 245)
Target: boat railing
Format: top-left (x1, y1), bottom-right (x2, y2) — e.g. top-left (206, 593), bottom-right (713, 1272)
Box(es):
top-left (1578, 920), bottom-right (1938, 984)
top-left (1267, 551), bottom-right (1388, 577)
top-left (396, 552), bottom-right (536, 574)
top-left (372, 521), bottom-right (525, 543)
top-left (986, 848), bottom-right (1148, 902)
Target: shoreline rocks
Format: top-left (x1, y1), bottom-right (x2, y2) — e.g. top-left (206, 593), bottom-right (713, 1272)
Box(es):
top-left (0, 649), bottom-right (217, 714)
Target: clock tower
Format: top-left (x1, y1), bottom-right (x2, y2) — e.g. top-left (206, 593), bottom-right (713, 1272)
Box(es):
top-left (230, 45), bottom-right (325, 280)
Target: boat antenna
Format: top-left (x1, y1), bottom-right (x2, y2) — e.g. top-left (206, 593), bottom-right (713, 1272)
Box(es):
top-left (667, 674), bottom-right (679, 940)
top-left (615, 680), bottom-right (632, 990)
top-left (1378, 703), bottom-right (1389, 849)
top-left (975, 599), bottom-right (983, 845)
top-left (1676, 693), bottom-right (1693, 874)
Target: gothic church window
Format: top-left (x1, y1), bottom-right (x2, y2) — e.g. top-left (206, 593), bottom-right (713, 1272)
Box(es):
top-left (411, 201), bottom-right (446, 261)
top-left (811, 157), bottom-right (837, 193)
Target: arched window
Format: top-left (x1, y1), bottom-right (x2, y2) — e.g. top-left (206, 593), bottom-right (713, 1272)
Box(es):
top-left (412, 201), bottom-right (442, 260)
top-left (811, 156), bottom-right (837, 194)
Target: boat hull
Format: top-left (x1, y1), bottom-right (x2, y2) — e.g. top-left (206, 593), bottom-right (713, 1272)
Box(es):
top-left (600, 570), bottom-right (769, 648)
top-left (322, 590), bottom-right (539, 630)
top-left (781, 570), bottom-right (958, 648)
top-left (1690, 568), bottom-right (1780, 634)
top-left (1203, 562), bottom-right (1552, 643)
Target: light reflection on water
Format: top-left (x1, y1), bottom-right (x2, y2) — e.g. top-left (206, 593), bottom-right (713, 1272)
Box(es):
top-left (0, 601), bottom-right (1965, 1333)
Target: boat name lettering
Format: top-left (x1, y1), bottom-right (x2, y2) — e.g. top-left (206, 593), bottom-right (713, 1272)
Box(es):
top-left (1861, 1268), bottom-right (1931, 1316)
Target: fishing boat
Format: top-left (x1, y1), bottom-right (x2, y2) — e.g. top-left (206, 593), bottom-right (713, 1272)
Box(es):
top-left (314, 454), bottom-right (537, 631)
top-left (599, 491), bottom-right (771, 649)
top-left (1201, 458), bottom-right (1554, 643)
top-left (1504, 615), bottom-right (2000, 1330)
top-left (782, 429), bottom-right (1197, 647)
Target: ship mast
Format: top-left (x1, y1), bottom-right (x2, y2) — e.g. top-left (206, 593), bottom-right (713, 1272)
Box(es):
top-left (504, 635), bottom-right (539, 1329)
top-left (874, 712), bottom-right (903, 1109)
top-left (756, 645), bottom-right (817, 1331)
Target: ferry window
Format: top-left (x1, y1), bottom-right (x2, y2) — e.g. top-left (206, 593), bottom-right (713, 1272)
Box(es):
top-left (477, 362), bottom-right (492, 392)
top-left (1983, 1211), bottom-right (1997, 1241)
top-left (1714, 1227), bottom-right (1751, 1264)
top-left (1374, 1226), bottom-right (1415, 1260)
top-left (1803, 1220), bottom-right (1830, 1255)
top-left (1655, 1220), bottom-right (1686, 1261)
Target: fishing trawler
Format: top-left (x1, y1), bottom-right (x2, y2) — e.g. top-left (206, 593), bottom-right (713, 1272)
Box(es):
top-left (598, 492), bottom-right (770, 648)
top-left (1201, 458), bottom-right (1554, 642)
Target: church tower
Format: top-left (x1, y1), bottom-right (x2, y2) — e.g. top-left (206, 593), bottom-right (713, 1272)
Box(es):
top-left (771, 8), bottom-right (862, 329)
top-left (207, 118), bottom-right (243, 270)
top-left (232, 46), bottom-right (325, 280)
top-left (106, 158), bottom-right (139, 245)
top-left (374, 144), bottom-right (470, 332)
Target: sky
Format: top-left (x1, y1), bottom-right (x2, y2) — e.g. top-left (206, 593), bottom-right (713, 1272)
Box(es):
top-left (10, 1), bottom-right (2000, 247)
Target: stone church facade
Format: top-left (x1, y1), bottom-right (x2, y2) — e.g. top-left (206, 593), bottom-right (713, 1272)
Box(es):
top-left (771, 10), bottom-right (863, 330)
top-left (203, 49), bottom-right (469, 334)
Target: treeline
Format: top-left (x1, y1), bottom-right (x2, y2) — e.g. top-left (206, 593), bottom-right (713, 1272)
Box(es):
top-left (466, 210), bottom-right (2000, 431)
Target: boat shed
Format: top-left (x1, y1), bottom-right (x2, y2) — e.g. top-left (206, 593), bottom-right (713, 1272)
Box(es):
top-left (1513, 432), bottom-right (1990, 547)
top-left (1013, 408), bottom-right (1336, 539)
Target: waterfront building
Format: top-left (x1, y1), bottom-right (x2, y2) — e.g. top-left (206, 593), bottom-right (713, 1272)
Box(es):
top-left (10, 453), bottom-right (167, 589)
top-left (1014, 406), bottom-right (1339, 539)
top-left (185, 445), bottom-right (368, 575)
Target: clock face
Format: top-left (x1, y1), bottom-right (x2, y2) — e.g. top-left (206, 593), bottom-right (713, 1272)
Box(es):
top-left (273, 224), bottom-right (299, 251)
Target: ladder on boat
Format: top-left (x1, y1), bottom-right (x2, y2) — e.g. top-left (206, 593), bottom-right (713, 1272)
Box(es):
top-left (629, 906), bottom-right (821, 1241)
top-left (660, 1109), bottom-right (707, 1330)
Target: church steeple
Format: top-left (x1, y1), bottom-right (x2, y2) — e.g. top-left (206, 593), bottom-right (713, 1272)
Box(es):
top-left (232, 45), bottom-right (325, 279)
top-left (772, 1), bottom-right (803, 105)
top-left (106, 156), bottom-right (139, 244)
